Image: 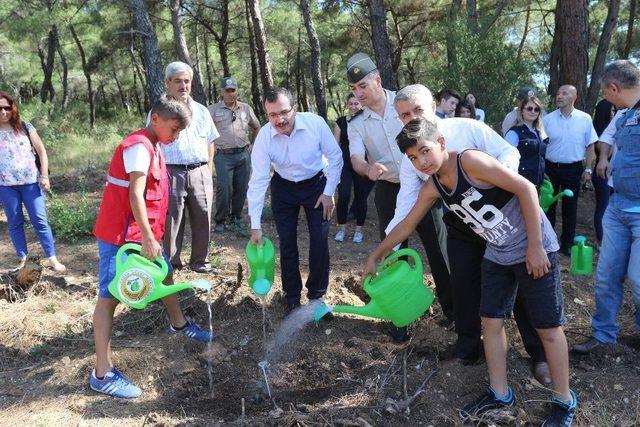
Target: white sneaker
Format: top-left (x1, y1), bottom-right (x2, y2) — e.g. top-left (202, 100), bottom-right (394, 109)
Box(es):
top-left (41, 256), bottom-right (66, 273)
top-left (352, 231), bottom-right (364, 243)
top-left (334, 229), bottom-right (345, 242)
top-left (12, 255), bottom-right (27, 272)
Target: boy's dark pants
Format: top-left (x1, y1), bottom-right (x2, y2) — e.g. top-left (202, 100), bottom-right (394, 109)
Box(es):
top-left (271, 172), bottom-right (330, 306)
top-left (444, 212), bottom-right (546, 362)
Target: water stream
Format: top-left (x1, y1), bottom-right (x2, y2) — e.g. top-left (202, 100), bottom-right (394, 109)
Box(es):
top-left (206, 288), bottom-right (214, 398)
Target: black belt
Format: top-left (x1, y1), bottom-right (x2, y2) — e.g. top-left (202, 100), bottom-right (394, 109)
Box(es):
top-left (217, 146), bottom-right (248, 154)
top-left (167, 161), bottom-right (208, 170)
top-left (545, 160), bottom-right (582, 168)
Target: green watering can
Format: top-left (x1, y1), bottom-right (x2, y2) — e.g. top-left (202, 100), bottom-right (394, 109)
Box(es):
top-left (539, 179), bottom-right (574, 212)
top-left (246, 237), bottom-right (275, 297)
top-left (314, 249), bottom-right (434, 327)
top-left (107, 243), bottom-right (211, 310)
top-left (570, 235), bottom-right (593, 275)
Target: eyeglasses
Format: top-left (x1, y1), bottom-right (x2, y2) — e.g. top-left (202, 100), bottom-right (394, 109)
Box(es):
top-left (0, 106), bottom-right (12, 112)
top-left (267, 107), bottom-right (294, 120)
top-left (524, 106), bottom-right (540, 113)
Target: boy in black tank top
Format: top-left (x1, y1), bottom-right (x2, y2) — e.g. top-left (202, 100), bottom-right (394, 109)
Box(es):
top-left (362, 118), bottom-right (577, 426)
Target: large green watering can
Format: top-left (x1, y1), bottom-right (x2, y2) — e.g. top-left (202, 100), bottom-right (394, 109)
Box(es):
top-left (107, 243), bottom-right (211, 310)
top-left (570, 235), bottom-right (593, 275)
top-left (539, 179), bottom-right (574, 212)
top-left (314, 249), bottom-right (434, 327)
top-left (246, 237), bottom-right (275, 297)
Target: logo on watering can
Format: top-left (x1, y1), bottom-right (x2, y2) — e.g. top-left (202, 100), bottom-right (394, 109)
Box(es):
top-left (117, 269), bottom-right (154, 304)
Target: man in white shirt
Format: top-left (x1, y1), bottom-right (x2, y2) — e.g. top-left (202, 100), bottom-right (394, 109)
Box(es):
top-left (387, 85), bottom-right (551, 385)
top-left (346, 54), bottom-right (451, 341)
top-left (157, 61), bottom-right (220, 273)
top-left (248, 88), bottom-right (342, 314)
top-left (543, 85), bottom-right (598, 255)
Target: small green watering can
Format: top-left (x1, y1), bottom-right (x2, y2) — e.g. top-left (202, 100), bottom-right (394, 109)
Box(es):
top-left (539, 179), bottom-right (574, 212)
top-left (107, 243), bottom-right (211, 310)
top-left (570, 235), bottom-right (593, 275)
top-left (314, 249), bottom-right (434, 327)
top-left (246, 237), bottom-right (275, 297)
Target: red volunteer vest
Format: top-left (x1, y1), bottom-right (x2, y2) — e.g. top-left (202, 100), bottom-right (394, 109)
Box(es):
top-left (93, 129), bottom-right (170, 245)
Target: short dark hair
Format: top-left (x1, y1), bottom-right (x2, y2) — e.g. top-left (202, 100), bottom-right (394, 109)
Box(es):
top-left (601, 60), bottom-right (640, 89)
top-left (151, 94), bottom-right (191, 129)
top-left (264, 87), bottom-right (296, 107)
top-left (396, 117), bottom-right (440, 154)
top-left (436, 88), bottom-right (461, 102)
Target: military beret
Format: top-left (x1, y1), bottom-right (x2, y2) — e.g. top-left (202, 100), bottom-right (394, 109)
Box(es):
top-left (516, 87), bottom-right (536, 101)
top-left (346, 53), bottom-right (377, 84)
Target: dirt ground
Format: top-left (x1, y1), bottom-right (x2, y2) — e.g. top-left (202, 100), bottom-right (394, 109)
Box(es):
top-left (0, 170), bottom-right (639, 427)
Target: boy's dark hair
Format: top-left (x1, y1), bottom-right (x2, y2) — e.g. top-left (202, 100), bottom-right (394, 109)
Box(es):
top-left (264, 87), bottom-right (296, 106)
top-left (396, 117), bottom-right (441, 154)
top-left (151, 94), bottom-right (191, 129)
top-left (436, 88), bottom-right (461, 102)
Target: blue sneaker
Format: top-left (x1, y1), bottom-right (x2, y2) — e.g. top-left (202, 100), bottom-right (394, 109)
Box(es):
top-left (542, 390), bottom-right (578, 427)
top-left (89, 368), bottom-right (142, 398)
top-left (168, 317), bottom-right (214, 342)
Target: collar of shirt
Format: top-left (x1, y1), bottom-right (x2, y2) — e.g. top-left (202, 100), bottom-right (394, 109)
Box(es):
top-left (362, 89), bottom-right (396, 121)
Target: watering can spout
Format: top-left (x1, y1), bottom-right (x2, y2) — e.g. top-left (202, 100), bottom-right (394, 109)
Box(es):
top-left (155, 279), bottom-right (212, 300)
top-left (332, 302), bottom-right (387, 321)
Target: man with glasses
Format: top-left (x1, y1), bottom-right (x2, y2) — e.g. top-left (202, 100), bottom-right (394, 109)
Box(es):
top-left (208, 77), bottom-right (261, 233)
top-left (247, 87), bottom-right (342, 315)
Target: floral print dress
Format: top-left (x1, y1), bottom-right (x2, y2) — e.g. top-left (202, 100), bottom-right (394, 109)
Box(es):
top-left (0, 123), bottom-right (38, 186)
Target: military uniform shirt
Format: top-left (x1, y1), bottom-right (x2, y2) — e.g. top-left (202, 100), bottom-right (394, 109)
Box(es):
top-left (208, 101), bottom-right (260, 150)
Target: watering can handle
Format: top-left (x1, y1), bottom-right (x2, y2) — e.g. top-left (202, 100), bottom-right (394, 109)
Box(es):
top-left (116, 242), bottom-right (169, 277)
top-left (376, 248), bottom-right (424, 275)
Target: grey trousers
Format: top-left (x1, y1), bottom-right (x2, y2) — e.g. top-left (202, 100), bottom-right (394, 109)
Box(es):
top-left (164, 164), bottom-right (213, 269)
top-left (214, 149), bottom-right (250, 224)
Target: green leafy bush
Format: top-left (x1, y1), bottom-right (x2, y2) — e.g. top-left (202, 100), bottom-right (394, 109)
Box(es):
top-left (47, 193), bottom-right (98, 241)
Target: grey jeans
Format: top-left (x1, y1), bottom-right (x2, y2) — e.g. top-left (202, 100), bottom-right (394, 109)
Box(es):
top-left (214, 148), bottom-right (250, 224)
top-left (164, 164), bottom-right (213, 269)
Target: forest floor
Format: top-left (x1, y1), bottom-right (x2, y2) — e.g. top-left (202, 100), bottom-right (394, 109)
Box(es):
top-left (0, 168), bottom-right (639, 427)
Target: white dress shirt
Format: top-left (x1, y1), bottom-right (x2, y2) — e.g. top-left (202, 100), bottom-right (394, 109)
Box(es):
top-left (599, 109), bottom-right (625, 187)
top-left (247, 112), bottom-right (343, 229)
top-left (347, 89), bottom-right (404, 183)
top-left (543, 108), bottom-right (598, 163)
top-left (147, 99), bottom-right (220, 165)
top-left (385, 118), bottom-right (520, 235)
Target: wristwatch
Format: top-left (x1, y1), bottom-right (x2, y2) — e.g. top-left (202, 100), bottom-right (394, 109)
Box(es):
top-left (584, 168), bottom-right (593, 174)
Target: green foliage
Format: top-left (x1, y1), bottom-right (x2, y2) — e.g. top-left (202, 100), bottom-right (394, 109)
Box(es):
top-left (47, 193), bottom-right (98, 242)
top-left (428, 21), bottom-right (537, 127)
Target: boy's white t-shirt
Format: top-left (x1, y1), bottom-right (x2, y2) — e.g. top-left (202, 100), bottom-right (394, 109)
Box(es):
top-left (123, 143), bottom-right (151, 174)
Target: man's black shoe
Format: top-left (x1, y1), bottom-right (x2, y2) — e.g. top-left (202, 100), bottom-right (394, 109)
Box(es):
top-left (284, 302), bottom-right (301, 316)
top-left (388, 324), bottom-right (409, 343)
top-left (572, 337), bottom-right (606, 354)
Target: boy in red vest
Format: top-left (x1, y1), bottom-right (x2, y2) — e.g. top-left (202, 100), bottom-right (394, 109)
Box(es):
top-left (90, 95), bottom-right (213, 398)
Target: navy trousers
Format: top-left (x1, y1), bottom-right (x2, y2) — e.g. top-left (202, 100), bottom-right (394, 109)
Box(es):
top-left (271, 172), bottom-right (330, 305)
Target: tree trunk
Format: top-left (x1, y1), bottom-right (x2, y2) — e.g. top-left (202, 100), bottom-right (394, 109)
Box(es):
top-left (585, 0), bottom-right (620, 115)
top-left (129, 0), bottom-right (164, 105)
top-left (623, 0), bottom-right (637, 59)
top-left (169, 0), bottom-right (206, 104)
top-left (129, 30), bottom-right (148, 112)
top-left (39, 26), bottom-right (57, 103)
top-left (548, 0), bottom-right (589, 110)
top-left (446, 0), bottom-right (461, 73)
top-left (54, 29), bottom-right (68, 111)
top-left (517, 2), bottom-right (531, 61)
top-left (466, 0), bottom-right (478, 34)
top-left (296, 27), bottom-right (303, 106)
top-left (202, 29), bottom-right (214, 104)
top-left (70, 25), bottom-right (95, 128)
top-left (299, 0), bottom-right (327, 119)
top-left (245, 0), bottom-right (263, 118)
top-left (247, 0), bottom-right (273, 93)
top-left (192, 20), bottom-right (206, 104)
top-left (111, 55), bottom-right (130, 111)
top-left (367, 0), bottom-right (397, 90)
